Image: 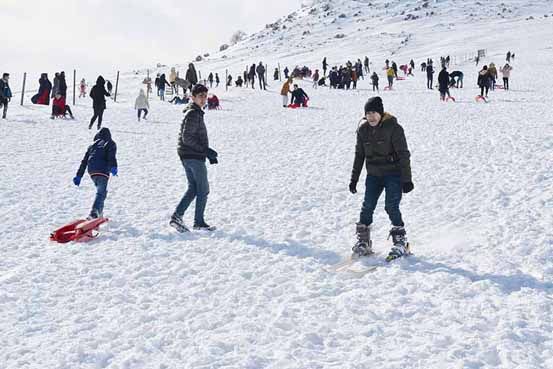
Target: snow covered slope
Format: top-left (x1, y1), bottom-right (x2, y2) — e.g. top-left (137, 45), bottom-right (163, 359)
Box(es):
top-left (1, 1), bottom-right (553, 368)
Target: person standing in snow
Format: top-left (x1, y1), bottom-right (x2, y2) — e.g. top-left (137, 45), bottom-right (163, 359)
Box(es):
top-left (79, 78), bottom-right (87, 98)
top-left (169, 67), bottom-right (178, 93)
top-left (488, 63), bottom-right (498, 90)
top-left (215, 73), bottom-right (220, 87)
top-left (322, 57), bottom-right (328, 77)
top-left (208, 73), bottom-right (214, 88)
top-left (283, 66), bottom-right (290, 79)
top-left (500, 63), bottom-right (513, 90)
top-left (391, 61), bottom-right (398, 79)
top-left (273, 68), bottom-right (279, 81)
top-left (0, 73), bottom-right (13, 119)
top-left (106, 80), bottom-right (113, 96)
top-left (31, 73), bottom-right (52, 105)
top-left (477, 65), bottom-right (492, 98)
top-left (89, 76), bottom-right (110, 130)
top-left (506, 51), bottom-right (511, 63)
top-left (256, 62), bottom-right (266, 90)
top-left (58, 71), bottom-right (68, 97)
top-left (135, 89), bottom-right (149, 121)
top-left (364, 56), bottom-right (370, 74)
top-left (186, 63), bottom-right (198, 89)
top-left (426, 62), bottom-right (434, 89)
top-left (157, 74), bottom-right (170, 101)
top-left (248, 64), bottom-right (256, 89)
top-left (349, 96), bottom-right (413, 261)
top-left (170, 84), bottom-right (217, 233)
top-left (280, 78), bottom-right (292, 107)
top-left (370, 72), bottom-right (379, 92)
top-left (438, 66), bottom-right (451, 101)
top-left (73, 127), bottom-right (118, 219)
top-left (386, 67), bottom-right (395, 89)
top-left (155, 73), bottom-right (161, 96)
top-left (312, 69), bottom-right (320, 89)
top-left (51, 72), bottom-right (60, 98)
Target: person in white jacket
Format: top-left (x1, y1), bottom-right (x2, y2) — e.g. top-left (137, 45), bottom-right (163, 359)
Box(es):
top-left (135, 89), bottom-right (149, 121)
top-left (500, 63), bottom-right (513, 90)
top-left (169, 67), bottom-right (178, 94)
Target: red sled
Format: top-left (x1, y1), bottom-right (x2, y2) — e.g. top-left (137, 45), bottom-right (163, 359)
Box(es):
top-left (446, 96), bottom-right (456, 102)
top-left (475, 95), bottom-right (488, 103)
top-left (495, 85), bottom-right (505, 90)
top-left (384, 86), bottom-right (393, 91)
top-left (50, 218), bottom-right (109, 243)
top-left (396, 77), bottom-right (405, 80)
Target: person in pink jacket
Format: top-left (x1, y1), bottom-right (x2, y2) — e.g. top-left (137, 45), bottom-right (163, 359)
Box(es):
top-left (500, 63), bottom-right (513, 90)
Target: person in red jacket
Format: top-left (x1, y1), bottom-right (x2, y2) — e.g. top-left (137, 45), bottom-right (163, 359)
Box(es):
top-left (51, 93), bottom-right (74, 119)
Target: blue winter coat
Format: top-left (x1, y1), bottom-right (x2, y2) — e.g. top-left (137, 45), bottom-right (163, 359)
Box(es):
top-left (76, 128), bottom-right (118, 178)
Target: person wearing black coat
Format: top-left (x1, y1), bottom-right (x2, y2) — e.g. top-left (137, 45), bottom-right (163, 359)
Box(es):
top-left (290, 84), bottom-right (309, 106)
top-left (437, 67), bottom-right (451, 100)
top-left (58, 71), bottom-right (68, 97)
top-left (248, 64), bottom-right (256, 89)
top-left (186, 63), bottom-right (198, 86)
top-left (426, 64), bottom-right (434, 89)
top-left (88, 76), bottom-right (110, 130)
top-left (31, 73), bottom-right (52, 105)
top-left (73, 127), bottom-right (118, 219)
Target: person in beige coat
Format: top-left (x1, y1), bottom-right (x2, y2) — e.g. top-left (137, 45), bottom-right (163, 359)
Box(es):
top-left (280, 78), bottom-right (293, 107)
top-left (135, 89), bottom-right (149, 121)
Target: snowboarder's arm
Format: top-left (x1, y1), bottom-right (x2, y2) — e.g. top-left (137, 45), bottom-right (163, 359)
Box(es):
top-left (76, 148), bottom-right (91, 177)
top-left (391, 125), bottom-right (412, 183)
top-left (350, 130), bottom-right (365, 184)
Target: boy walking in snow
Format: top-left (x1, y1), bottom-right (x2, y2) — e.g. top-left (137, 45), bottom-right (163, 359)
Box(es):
top-left (170, 84), bottom-right (217, 232)
top-left (134, 89), bottom-right (149, 121)
top-left (73, 128), bottom-right (118, 219)
top-left (349, 97), bottom-right (414, 261)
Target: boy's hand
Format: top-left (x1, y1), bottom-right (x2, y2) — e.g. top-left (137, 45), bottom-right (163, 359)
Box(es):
top-left (73, 176), bottom-right (82, 186)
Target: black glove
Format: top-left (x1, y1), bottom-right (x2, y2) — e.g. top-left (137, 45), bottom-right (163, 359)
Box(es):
top-left (349, 181), bottom-right (357, 194)
top-left (207, 148), bottom-right (218, 165)
top-left (402, 182), bottom-right (414, 193)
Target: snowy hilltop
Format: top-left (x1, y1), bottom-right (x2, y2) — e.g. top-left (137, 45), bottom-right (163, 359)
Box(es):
top-left (1, 0), bottom-right (553, 368)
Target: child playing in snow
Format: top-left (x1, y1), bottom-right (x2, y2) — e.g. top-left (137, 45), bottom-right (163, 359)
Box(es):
top-left (79, 79), bottom-right (87, 98)
top-left (134, 89), bottom-right (149, 121)
top-left (73, 128), bottom-right (118, 219)
top-left (349, 96), bottom-right (414, 262)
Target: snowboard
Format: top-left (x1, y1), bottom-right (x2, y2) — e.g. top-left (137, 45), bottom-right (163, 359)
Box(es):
top-left (50, 217), bottom-right (109, 243)
top-left (328, 244), bottom-right (412, 275)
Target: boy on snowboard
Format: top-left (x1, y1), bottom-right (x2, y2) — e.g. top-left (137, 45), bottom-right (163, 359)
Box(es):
top-left (349, 97), bottom-right (414, 261)
top-left (73, 128), bottom-right (118, 219)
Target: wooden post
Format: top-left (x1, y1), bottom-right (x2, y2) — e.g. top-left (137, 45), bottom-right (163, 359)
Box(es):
top-left (72, 69), bottom-right (76, 106)
top-left (20, 72), bottom-right (26, 106)
top-left (198, 70), bottom-right (202, 83)
top-left (146, 69), bottom-right (150, 100)
top-left (114, 71), bottom-right (120, 102)
top-left (278, 63), bottom-right (282, 81)
top-left (225, 69), bottom-right (228, 91)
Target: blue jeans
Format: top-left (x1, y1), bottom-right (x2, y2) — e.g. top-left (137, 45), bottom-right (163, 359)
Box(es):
top-left (175, 159), bottom-right (209, 225)
top-left (359, 175), bottom-right (404, 227)
top-left (91, 175), bottom-right (108, 217)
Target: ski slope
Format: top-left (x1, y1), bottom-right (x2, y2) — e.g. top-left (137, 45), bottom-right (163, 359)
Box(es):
top-left (1, 1), bottom-right (553, 368)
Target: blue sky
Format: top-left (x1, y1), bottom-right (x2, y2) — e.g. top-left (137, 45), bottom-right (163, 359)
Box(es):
top-left (1, 0), bottom-right (299, 76)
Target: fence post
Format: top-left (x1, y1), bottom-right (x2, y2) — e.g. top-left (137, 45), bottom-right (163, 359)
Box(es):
top-left (278, 62), bottom-right (282, 81)
top-left (114, 71), bottom-right (120, 102)
top-left (225, 69), bottom-right (228, 91)
top-left (146, 69), bottom-right (150, 99)
top-left (20, 72), bottom-right (27, 106)
top-left (72, 69), bottom-right (76, 106)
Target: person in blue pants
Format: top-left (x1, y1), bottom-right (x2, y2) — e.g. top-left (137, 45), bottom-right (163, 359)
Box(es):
top-left (73, 128), bottom-right (118, 219)
top-left (349, 97), bottom-right (414, 261)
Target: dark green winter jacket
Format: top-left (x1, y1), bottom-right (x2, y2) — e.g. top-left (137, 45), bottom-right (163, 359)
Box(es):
top-left (351, 113), bottom-right (411, 184)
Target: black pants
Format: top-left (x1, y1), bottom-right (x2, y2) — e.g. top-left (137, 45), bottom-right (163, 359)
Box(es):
top-left (258, 74), bottom-right (266, 90)
top-left (0, 99), bottom-right (8, 118)
top-left (503, 77), bottom-right (509, 90)
top-left (372, 83), bottom-right (378, 91)
top-left (138, 108), bottom-right (148, 119)
top-left (90, 107), bottom-right (105, 128)
top-left (427, 77), bottom-right (433, 89)
top-left (480, 85), bottom-right (489, 97)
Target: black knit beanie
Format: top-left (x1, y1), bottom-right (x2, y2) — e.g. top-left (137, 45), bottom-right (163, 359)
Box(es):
top-left (364, 96), bottom-right (384, 115)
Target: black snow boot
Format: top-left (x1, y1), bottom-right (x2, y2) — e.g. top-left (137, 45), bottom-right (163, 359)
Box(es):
top-left (386, 226), bottom-right (410, 261)
top-left (352, 223), bottom-right (373, 256)
top-left (170, 213), bottom-right (190, 233)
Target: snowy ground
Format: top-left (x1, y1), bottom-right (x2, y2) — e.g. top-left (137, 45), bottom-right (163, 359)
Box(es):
top-left (1, 6), bottom-right (553, 369)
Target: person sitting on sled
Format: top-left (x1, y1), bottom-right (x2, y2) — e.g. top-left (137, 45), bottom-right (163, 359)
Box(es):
top-left (349, 96), bottom-right (414, 262)
top-left (73, 128), bottom-right (118, 219)
top-left (290, 84), bottom-right (309, 108)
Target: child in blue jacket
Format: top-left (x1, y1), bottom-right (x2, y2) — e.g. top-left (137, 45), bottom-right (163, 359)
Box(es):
top-left (73, 128), bottom-right (118, 219)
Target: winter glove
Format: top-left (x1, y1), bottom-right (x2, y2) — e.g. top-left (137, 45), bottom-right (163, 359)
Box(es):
top-left (110, 167), bottom-right (118, 176)
top-left (402, 182), bottom-right (414, 193)
top-left (73, 176), bottom-right (82, 187)
top-left (207, 148), bottom-right (218, 165)
top-left (349, 181), bottom-right (357, 194)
